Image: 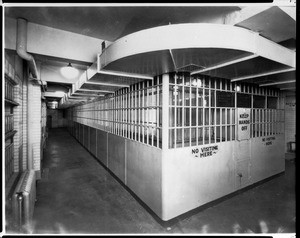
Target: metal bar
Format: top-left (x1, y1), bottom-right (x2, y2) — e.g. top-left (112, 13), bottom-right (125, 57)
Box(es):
top-left (142, 83), bottom-right (144, 143)
top-left (182, 75), bottom-right (185, 146)
top-left (189, 83), bottom-right (191, 147)
top-left (174, 75), bottom-right (177, 148)
top-left (195, 76), bottom-right (198, 146)
top-left (146, 81), bottom-right (149, 145)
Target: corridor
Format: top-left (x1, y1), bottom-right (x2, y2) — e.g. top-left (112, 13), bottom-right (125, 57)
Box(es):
top-left (32, 128), bottom-right (295, 234)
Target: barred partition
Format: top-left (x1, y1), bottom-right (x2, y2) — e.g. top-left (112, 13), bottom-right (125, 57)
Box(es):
top-left (67, 76), bottom-right (163, 148)
top-left (67, 71), bottom-right (285, 153)
top-left (66, 71), bottom-right (285, 221)
top-left (168, 72), bottom-right (284, 149)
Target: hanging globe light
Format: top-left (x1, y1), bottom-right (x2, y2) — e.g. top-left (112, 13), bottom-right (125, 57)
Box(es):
top-left (60, 63), bottom-right (79, 79)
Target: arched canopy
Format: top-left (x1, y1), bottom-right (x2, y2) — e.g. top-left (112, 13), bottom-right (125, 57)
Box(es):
top-left (99, 23), bottom-right (295, 77)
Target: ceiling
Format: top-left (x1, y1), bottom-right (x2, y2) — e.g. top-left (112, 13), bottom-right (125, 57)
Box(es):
top-left (5, 6), bottom-right (240, 41)
top-left (4, 4), bottom-right (296, 108)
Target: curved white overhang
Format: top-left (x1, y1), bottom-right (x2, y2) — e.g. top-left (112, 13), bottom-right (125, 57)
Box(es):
top-left (60, 23), bottom-right (296, 108)
top-left (99, 23), bottom-right (295, 76)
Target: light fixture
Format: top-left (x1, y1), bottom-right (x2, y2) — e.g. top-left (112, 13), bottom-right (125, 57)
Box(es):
top-left (52, 91), bottom-right (65, 97)
top-left (60, 63), bottom-right (79, 79)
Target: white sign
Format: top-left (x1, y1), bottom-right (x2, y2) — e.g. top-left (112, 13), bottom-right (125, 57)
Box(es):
top-left (191, 145), bottom-right (219, 158)
top-left (237, 108), bottom-right (250, 141)
top-left (262, 136), bottom-right (275, 146)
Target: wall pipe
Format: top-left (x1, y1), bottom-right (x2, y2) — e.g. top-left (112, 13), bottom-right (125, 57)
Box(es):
top-left (16, 18), bottom-right (38, 79)
top-left (16, 18), bottom-right (45, 93)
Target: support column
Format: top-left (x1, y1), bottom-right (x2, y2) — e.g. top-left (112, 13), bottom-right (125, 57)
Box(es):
top-left (161, 74), bottom-right (169, 150)
top-left (27, 80), bottom-right (42, 179)
top-left (161, 73), bottom-right (169, 220)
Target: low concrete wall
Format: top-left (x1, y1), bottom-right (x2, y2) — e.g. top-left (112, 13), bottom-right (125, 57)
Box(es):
top-left (68, 122), bottom-right (163, 219)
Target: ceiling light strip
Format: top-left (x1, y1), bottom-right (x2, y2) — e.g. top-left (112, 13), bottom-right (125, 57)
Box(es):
top-left (259, 80), bottom-right (296, 87)
top-left (231, 68), bottom-right (295, 82)
top-left (98, 69), bottom-right (153, 80)
top-left (85, 81), bottom-right (130, 88)
top-left (191, 54), bottom-right (258, 75)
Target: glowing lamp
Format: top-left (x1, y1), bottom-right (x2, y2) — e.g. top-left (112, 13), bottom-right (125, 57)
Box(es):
top-left (60, 63), bottom-right (79, 79)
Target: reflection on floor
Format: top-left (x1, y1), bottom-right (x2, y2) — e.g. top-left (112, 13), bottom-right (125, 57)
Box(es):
top-left (31, 128), bottom-right (295, 234)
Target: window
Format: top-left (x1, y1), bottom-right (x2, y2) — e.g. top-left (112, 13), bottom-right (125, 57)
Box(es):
top-left (216, 91), bottom-right (235, 107)
top-left (237, 93), bottom-right (251, 108)
top-left (253, 95), bottom-right (265, 108)
top-left (267, 96), bottom-right (278, 109)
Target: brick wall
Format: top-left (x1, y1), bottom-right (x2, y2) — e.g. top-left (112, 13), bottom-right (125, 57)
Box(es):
top-left (22, 81), bottom-right (28, 170)
top-left (5, 51), bottom-right (44, 180)
top-left (13, 75), bottom-right (22, 172)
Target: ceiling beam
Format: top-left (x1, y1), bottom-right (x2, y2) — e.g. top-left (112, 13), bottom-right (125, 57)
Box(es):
top-left (280, 87), bottom-right (296, 90)
top-left (191, 54), bottom-right (258, 75)
top-left (85, 81), bottom-right (130, 88)
top-left (231, 68), bottom-right (295, 82)
top-left (5, 17), bottom-right (103, 63)
top-left (225, 6), bottom-right (272, 25)
top-left (77, 88), bottom-right (114, 93)
top-left (259, 79), bottom-right (295, 87)
top-left (73, 93), bottom-right (104, 97)
top-left (68, 98), bottom-right (86, 100)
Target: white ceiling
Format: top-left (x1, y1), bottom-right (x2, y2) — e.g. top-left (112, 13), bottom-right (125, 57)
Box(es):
top-left (5, 6), bottom-right (240, 41)
top-left (4, 4), bottom-right (296, 107)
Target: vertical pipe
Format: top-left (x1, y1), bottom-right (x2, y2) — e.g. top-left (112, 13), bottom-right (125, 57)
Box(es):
top-left (161, 73), bottom-right (169, 219)
top-left (162, 74), bottom-right (169, 150)
top-left (27, 71), bottom-right (33, 170)
top-left (16, 18), bottom-right (38, 80)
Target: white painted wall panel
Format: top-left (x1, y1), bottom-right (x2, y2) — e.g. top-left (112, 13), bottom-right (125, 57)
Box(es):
top-left (126, 140), bottom-right (163, 218)
top-left (161, 142), bottom-right (235, 220)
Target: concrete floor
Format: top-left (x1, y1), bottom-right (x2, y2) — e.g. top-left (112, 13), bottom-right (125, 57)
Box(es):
top-left (31, 128), bottom-right (295, 234)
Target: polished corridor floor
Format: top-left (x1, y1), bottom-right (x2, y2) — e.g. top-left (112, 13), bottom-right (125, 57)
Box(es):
top-left (32, 128), bottom-right (295, 234)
